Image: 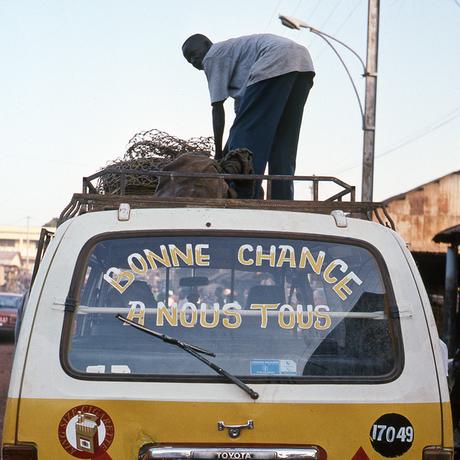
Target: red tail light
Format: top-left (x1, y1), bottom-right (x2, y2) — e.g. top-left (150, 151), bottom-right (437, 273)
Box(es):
top-left (2, 445), bottom-right (37, 460)
top-left (423, 446), bottom-right (454, 459)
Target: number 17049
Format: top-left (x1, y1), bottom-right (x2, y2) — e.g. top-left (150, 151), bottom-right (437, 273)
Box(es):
top-left (371, 424), bottom-right (414, 443)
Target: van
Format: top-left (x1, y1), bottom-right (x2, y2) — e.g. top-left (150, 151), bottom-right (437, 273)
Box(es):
top-left (2, 171), bottom-right (453, 459)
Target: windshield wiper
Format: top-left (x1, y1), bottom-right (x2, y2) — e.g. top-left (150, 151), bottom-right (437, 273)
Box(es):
top-left (116, 315), bottom-right (259, 400)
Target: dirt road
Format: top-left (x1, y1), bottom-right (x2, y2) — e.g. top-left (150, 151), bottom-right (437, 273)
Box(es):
top-left (0, 338), bottom-right (14, 446)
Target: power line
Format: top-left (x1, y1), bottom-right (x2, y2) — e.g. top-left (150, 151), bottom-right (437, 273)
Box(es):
top-left (307, 0), bottom-right (322, 20)
top-left (265, 0), bottom-right (284, 31)
top-left (376, 111), bottom-right (460, 160)
top-left (332, 0), bottom-right (362, 36)
top-left (454, 0), bottom-right (460, 8)
top-left (315, 0), bottom-right (363, 60)
top-left (333, 105), bottom-right (460, 174)
top-left (292, 0), bottom-right (304, 16)
top-left (307, 0), bottom-right (344, 48)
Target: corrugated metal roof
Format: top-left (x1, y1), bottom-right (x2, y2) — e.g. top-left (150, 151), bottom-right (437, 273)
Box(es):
top-left (383, 170), bottom-right (460, 204)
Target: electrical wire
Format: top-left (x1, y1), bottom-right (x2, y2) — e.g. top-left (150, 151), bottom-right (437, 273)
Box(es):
top-left (332, 0), bottom-right (363, 36)
top-left (292, 0), bottom-right (304, 16)
top-left (265, 0), bottom-right (284, 31)
top-left (375, 111), bottom-right (460, 160)
top-left (307, 0), bottom-right (344, 48)
top-left (316, 0), bottom-right (345, 32)
top-left (333, 106), bottom-right (460, 174)
top-left (307, 0), bottom-right (322, 20)
top-left (315, 0), bottom-right (363, 60)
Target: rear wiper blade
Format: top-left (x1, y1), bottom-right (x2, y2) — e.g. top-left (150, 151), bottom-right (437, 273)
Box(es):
top-left (116, 315), bottom-right (259, 400)
top-left (116, 314), bottom-right (215, 356)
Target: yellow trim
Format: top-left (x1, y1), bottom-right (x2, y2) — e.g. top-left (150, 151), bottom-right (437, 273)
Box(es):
top-left (4, 398), bottom-right (453, 459)
top-left (2, 397), bottom-right (18, 445)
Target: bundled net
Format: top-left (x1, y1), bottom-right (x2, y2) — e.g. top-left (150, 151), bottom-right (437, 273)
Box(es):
top-left (97, 129), bottom-right (214, 195)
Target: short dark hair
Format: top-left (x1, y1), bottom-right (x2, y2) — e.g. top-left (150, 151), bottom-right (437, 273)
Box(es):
top-left (182, 33), bottom-right (212, 52)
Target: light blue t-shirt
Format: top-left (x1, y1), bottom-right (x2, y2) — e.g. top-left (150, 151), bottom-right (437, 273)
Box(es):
top-left (203, 34), bottom-right (314, 109)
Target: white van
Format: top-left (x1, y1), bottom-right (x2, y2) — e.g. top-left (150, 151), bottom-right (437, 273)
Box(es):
top-left (2, 172), bottom-right (453, 459)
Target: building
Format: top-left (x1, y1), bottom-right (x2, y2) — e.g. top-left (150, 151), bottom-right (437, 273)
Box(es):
top-left (383, 170), bottom-right (460, 253)
top-left (383, 170), bottom-right (460, 343)
top-left (0, 226), bottom-right (43, 274)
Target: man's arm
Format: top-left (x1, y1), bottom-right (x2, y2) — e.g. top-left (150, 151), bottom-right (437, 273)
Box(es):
top-left (212, 101), bottom-right (225, 159)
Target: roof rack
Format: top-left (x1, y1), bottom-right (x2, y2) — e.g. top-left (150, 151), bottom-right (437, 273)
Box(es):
top-left (58, 167), bottom-right (395, 229)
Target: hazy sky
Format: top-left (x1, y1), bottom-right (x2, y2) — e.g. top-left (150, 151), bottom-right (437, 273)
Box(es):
top-left (1, 0), bottom-right (459, 227)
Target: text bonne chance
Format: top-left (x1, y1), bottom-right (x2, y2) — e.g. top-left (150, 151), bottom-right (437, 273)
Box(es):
top-left (104, 243), bottom-right (363, 301)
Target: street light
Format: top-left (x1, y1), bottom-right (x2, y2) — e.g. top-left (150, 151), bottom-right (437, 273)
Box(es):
top-left (279, 1), bottom-right (380, 202)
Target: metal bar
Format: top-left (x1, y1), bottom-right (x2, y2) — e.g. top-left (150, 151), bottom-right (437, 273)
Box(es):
top-left (373, 208), bottom-right (385, 226)
top-left (266, 178), bottom-right (272, 199)
top-left (324, 188), bottom-right (353, 202)
top-left (120, 174), bottom-right (127, 195)
top-left (82, 177), bottom-right (97, 194)
top-left (381, 205), bottom-right (395, 230)
top-left (30, 228), bottom-right (54, 288)
top-left (313, 179), bottom-right (319, 201)
top-left (79, 306), bottom-right (396, 319)
top-left (218, 177), bottom-right (224, 197)
top-left (96, 167), bottom-right (354, 184)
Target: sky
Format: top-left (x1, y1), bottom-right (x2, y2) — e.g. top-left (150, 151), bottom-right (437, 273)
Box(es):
top-left (0, 0), bottom-right (459, 227)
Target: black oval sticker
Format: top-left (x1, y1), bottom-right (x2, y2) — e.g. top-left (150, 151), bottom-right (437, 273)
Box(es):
top-left (369, 413), bottom-right (414, 457)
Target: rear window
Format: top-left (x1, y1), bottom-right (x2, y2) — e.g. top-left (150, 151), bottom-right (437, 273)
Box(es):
top-left (64, 234), bottom-right (401, 382)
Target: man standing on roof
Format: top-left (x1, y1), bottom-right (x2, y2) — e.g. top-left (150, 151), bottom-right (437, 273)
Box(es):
top-left (182, 33), bottom-right (315, 200)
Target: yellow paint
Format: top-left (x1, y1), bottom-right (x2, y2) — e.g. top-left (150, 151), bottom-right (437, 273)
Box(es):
top-left (278, 305), bottom-right (295, 329)
top-left (200, 304), bottom-right (220, 328)
top-left (297, 306), bottom-right (314, 329)
top-left (313, 306), bottom-right (332, 330)
top-left (222, 303), bottom-right (242, 329)
top-left (249, 304), bottom-right (279, 328)
top-left (195, 244), bottom-right (210, 266)
top-left (2, 397), bottom-right (18, 444)
top-left (127, 252), bottom-right (148, 275)
top-left (126, 301), bottom-right (146, 325)
top-left (323, 259), bottom-right (347, 284)
top-left (299, 247), bottom-right (325, 274)
top-left (4, 398), bottom-right (452, 460)
top-left (276, 245), bottom-right (296, 268)
top-left (255, 245), bottom-right (277, 267)
top-left (156, 302), bottom-right (178, 326)
top-left (144, 246), bottom-right (172, 269)
top-left (237, 244), bottom-right (254, 266)
top-left (169, 244), bottom-right (194, 267)
top-left (103, 267), bottom-right (135, 294)
top-left (179, 303), bottom-right (198, 328)
top-left (333, 272), bottom-right (363, 301)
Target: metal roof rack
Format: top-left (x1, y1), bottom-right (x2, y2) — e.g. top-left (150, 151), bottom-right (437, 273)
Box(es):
top-left (58, 167), bottom-right (395, 229)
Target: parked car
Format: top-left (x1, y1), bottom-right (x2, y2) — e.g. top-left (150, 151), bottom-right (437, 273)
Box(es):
top-left (0, 292), bottom-right (22, 338)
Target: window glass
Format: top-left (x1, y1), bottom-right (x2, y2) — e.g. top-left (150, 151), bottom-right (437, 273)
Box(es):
top-left (68, 235), bottom-right (399, 380)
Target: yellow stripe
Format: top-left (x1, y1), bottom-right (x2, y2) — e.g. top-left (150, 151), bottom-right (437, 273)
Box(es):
top-left (4, 398), bottom-right (453, 459)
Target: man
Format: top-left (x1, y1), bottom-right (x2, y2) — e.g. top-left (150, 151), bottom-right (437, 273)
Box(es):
top-left (182, 33), bottom-right (315, 199)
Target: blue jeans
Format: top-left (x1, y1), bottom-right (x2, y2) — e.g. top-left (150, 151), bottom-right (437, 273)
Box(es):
top-left (227, 71), bottom-right (314, 199)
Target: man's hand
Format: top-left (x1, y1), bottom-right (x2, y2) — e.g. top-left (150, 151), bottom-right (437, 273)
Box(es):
top-left (212, 101), bottom-right (225, 159)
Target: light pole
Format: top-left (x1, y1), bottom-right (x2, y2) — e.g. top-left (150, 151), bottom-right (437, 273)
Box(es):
top-left (280, 0), bottom-right (380, 202)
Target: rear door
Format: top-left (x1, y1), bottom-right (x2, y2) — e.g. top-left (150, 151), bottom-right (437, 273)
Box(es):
top-left (16, 210), bottom-right (445, 459)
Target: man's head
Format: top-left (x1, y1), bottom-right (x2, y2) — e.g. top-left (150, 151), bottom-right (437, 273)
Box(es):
top-left (182, 34), bottom-right (212, 70)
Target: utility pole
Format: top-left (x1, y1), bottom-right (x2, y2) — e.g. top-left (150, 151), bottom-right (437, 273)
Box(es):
top-left (361, 0), bottom-right (380, 202)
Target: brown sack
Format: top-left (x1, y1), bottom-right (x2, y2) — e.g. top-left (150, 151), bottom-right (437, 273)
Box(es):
top-left (154, 149), bottom-right (253, 199)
